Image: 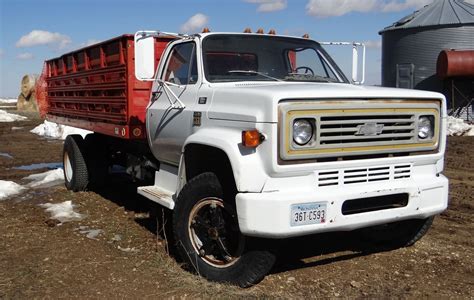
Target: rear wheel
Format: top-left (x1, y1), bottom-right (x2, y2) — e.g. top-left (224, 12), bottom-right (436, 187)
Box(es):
top-left (63, 135), bottom-right (88, 191)
top-left (173, 172), bottom-right (276, 287)
top-left (359, 216), bottom-right (435, 248)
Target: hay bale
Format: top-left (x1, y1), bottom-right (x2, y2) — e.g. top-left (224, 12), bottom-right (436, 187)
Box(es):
top-left (17, 74), bottom-right (39, 113)
top-left (17, 93), bottom-right (38, 112)
top-left (21, 74), bottom-right (37, 98)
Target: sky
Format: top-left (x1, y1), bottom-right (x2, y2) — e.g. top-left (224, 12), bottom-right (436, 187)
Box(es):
top-left (0, 0), bottom-right (433, 97)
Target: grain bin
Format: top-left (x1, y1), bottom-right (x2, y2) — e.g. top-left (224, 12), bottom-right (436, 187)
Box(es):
top-left (380, 0), bottom-right (474, 91)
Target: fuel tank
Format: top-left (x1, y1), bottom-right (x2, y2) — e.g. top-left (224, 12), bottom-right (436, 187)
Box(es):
top-left (437, 50), bottom-right (474, 79)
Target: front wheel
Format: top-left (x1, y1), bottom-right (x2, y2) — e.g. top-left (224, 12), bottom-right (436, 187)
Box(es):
top-left (173, 172), bottom-right (276, 287)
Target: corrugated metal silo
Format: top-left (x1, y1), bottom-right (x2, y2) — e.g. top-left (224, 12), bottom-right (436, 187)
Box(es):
top-left (380, 0), bottom-right (474, 92)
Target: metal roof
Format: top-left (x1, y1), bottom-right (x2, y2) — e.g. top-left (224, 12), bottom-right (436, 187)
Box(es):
top-left (380, 0), bottom-right (474, 33)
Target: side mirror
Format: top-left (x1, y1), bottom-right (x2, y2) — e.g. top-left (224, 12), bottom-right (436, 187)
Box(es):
top-left (351, 42), bottom-right (366, 85)
top-left (320, 41), bottom-right (366, 85)
top-left (134, 31), bottom-right (157, 81)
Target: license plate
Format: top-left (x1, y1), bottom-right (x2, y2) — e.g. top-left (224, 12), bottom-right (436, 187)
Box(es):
top-left (290, 202), bottom-right (327, 226)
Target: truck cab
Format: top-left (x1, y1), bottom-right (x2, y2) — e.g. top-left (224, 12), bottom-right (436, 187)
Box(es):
top-left (56, 31), bottom-right (448, 287)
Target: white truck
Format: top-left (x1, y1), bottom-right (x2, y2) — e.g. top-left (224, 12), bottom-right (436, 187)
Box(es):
top-left (48, 30), bottom-right (448, 287)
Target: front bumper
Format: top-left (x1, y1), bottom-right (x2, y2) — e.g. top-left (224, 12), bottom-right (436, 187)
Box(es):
top-left (235, 171), bottom-right (448, 238)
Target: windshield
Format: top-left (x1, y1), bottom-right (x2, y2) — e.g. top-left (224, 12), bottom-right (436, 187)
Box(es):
top-left (202, 34), bottom-right (348, 83)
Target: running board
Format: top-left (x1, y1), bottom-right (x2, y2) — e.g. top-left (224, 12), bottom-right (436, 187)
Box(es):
top-left (137, 186), bottom-right (175, 209)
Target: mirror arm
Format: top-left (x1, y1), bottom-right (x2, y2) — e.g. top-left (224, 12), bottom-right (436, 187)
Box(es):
top-left (320, 41), bottom-right (366, 85)
top-left (360, 44), bottom-right (366, 85)
top-left (136, 30), bottom-right (190, 41)
top-left (134, 30), bottom-right (191, 81)
top-left (156, 79), bottom-right (186, 109)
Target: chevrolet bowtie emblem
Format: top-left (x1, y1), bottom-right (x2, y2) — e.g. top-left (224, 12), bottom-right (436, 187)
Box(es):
top-left (355, 122), bottom-right (384, 136)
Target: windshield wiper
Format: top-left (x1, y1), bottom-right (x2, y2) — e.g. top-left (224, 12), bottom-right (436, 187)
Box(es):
top-left (228, 70), bottom-right (283, 82)
top-left (285, 73), bottom-right (336, 83)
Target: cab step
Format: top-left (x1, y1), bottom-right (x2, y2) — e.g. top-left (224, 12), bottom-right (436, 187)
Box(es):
top-left (137, 186), bottom-right (175, 209)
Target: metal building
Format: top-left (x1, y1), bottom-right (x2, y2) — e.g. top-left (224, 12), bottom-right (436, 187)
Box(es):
top-left (380, 0), bottom-right (474, 90)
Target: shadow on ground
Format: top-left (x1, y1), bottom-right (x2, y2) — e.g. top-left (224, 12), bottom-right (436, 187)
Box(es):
top-left (90, 172), bottom-right (179, 255)
top-left (272, 231), bottom-right (393, 274)
top-left (91, 172), bottom-right (392, 276)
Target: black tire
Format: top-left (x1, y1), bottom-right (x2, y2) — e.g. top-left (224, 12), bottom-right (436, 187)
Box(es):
top-left (173, 172), bottom-right (276, 287)
top-left (84, 133), bottom-right (109, 188)
top-left (359, 216), bottom-right (435, 248)
top-left (63, 135), bottom-right (89, 192)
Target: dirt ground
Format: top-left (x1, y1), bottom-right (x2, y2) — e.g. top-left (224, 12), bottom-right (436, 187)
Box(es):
top-left (0, 113), bottom-right (473, 298)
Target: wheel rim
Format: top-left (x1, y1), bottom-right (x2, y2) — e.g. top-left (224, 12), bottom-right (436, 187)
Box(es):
top-left (63, 151), bottom-right (73, 182)
top-left (188, 197), bottom-right (244, 268)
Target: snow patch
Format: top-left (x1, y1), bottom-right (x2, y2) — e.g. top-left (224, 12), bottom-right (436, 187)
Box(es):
top-left (0, 180), bottom-right (26, 200)
top-left (23, 168), bottom-right (64, 188)
top-left (111, 234), bottom-right (122, 242)
top-left (79, 228), bottom-right (103, 240)
top-left (14, 162), bottom-right (62, 171)
top-left (0, 152), bottom-right (13, 159)
top-left (0, 169), bottom-right (64, 201)
top-left (30, 120), bottom-right (92, 140)
top-left (0, 109), bottom-right (27, 122)
top-left (11, 126), bottom-right (23, 130)
top-left (40, 200), bottom-right (84, 223)
top-left (118, 245), bottom-right (138, 253)
top-left (447, 117), bottom-right (474, 136)
top-left (0, 98), bottom-right (17, 104)
top-left (75, 226), bottom-right (104, 239)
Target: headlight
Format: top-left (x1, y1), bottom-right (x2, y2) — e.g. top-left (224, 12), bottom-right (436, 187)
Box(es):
top-left (293, 119), bottom-right (313, 145)
top-left (418, 116), bottom-right (434, 139)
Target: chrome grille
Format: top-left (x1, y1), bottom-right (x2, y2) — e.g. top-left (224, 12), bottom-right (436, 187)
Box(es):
top-left (318, 114), bottom-right (415, 146)
top-left (317, 164), bottom-right (412, 187)
top-left (279, 100), bottom-right (441, 161)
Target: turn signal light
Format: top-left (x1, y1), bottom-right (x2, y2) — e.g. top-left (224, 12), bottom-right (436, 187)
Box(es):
top-left (242, 130), bottom-right (265, 148)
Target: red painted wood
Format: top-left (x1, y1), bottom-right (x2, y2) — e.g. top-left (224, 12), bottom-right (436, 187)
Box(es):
top-left (43, 34), bottom-right (174, 140)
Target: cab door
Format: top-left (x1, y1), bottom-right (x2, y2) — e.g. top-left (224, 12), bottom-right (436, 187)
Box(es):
top-left (146, 40), bottom-right (200, 166)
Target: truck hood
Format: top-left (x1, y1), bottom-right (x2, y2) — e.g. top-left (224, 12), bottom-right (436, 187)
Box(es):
top-left (207, 82), bottom-right (445, 123)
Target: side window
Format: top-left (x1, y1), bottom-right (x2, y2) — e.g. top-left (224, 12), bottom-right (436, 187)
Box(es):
top-left (163, 42), bottom-right (198, 85)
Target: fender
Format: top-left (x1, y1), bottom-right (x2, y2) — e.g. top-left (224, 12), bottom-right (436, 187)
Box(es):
top-left (183, 126), bottom-right (268, 193)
